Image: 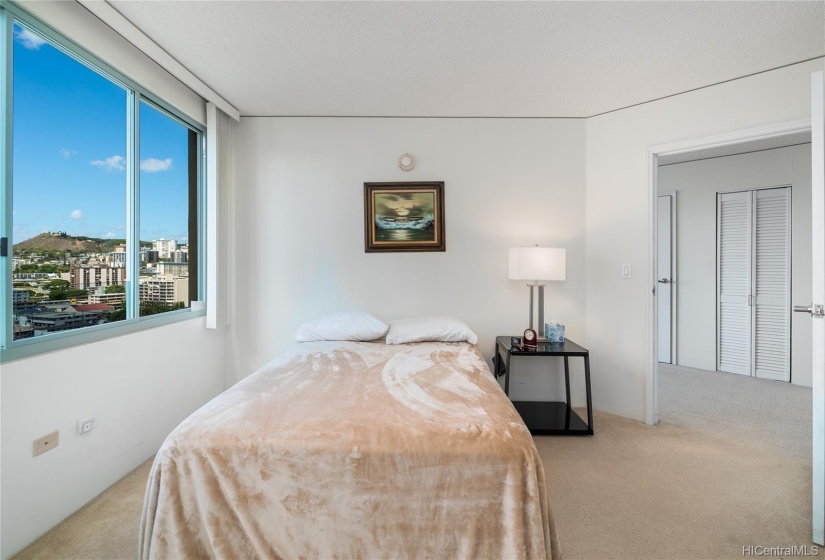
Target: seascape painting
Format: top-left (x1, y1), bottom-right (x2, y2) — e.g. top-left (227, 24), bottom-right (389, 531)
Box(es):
top-left (374, 192), bottom-right (435, 242)
top-left (364, 182), bottom-right (445, 253)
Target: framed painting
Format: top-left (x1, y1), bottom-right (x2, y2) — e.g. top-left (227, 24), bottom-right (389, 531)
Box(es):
top-left (364, 182), bottom-right (445, 253)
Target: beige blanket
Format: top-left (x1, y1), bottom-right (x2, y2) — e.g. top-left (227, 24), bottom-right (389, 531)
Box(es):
top-left (140, 341), bottom-right (560, 559)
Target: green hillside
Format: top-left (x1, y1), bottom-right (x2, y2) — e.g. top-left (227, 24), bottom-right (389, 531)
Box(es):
top-left (13, 232), bottom-right (153, 255)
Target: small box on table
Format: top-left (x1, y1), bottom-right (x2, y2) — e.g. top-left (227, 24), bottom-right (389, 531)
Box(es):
top-left (544, 322), bottom-right (565, 343)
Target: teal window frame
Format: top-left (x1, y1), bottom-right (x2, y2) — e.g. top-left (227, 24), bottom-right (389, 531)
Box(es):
top-left (0, 1), bottom-right (206, 363)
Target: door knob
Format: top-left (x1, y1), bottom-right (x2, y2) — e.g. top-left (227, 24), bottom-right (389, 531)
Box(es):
top-left (794, 303), bottom-right (825, 318)
top-left (658, 278), bottom-right (671, 284)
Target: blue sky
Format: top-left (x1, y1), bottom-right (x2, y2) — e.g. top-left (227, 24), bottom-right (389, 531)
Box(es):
top-left (12, 23), bottom-right (191, 245)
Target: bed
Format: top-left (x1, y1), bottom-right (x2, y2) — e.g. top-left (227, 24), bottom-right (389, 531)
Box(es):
top-left (139, 340), bottom-right (560, 559)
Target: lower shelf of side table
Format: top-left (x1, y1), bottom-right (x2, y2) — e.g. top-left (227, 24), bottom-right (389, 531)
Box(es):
top-left (512, 401), bottom-right (593, 436)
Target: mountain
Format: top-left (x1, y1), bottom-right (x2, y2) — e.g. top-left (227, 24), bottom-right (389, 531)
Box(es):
top-left (14, 232), bottom-right (125, 254)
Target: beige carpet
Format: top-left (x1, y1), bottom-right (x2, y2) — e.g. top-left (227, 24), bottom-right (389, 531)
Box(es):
top-left (14, 365), bottom-right (813, 560)
top-left (13, 458), bottom-right (153, 560)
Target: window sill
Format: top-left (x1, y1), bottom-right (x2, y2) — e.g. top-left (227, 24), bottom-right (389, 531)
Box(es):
top-left (1, 307), bottom-right (206, 364)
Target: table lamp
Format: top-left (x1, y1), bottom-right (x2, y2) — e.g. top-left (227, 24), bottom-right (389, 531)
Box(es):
top-left (509, 246), bottom-right (566, 339)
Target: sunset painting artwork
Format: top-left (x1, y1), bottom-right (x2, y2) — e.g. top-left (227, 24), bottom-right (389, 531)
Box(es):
top-left (374, 192), bottom-right (435, 242)
top-left (364, 182), bottom-right (446, 253)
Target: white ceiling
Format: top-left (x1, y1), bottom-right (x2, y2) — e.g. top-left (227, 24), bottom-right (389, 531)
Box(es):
top-left (106, 1), bottom-right (825, 118)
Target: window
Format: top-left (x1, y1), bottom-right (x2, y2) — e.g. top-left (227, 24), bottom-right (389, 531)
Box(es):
top-left (139, 101), bottom-right (199, 317)
top-left (0, 6), bottom-right (204, 358)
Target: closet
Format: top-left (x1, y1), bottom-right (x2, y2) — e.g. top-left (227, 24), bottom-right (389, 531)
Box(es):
top-left (717, 187), bottom-right (791, 381)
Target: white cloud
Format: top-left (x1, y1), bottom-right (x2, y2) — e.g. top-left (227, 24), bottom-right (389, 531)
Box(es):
top-left (14, 28), bottom-right (46, 50)
top-left (88, 156), bottom-right (173, 173)
top-left (102, 232), bottom-right (116, 238)
top-left (70, 209), bottom-right (83, 219)
top-left (140, 158), bottom-right (173, 173)
top-left (59, 148), bottom-right (77, 159)
top-left (90, 155), bottom-right (125, 171)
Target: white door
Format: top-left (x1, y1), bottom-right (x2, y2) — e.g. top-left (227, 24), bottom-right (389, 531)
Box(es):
top-left (753, 188), bottom-right (792, 381)
top-left (718, 191), bottom-right (753, 375)
top-left (657, 194), bottom-right (674, 363)
top-left (807, 70), bottom-right (825, 546)
top-left (717, 188), bottom-right (791, 379)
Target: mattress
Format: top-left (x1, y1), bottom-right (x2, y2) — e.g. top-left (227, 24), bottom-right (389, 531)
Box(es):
top-left (140, 340), bottom-right (560, 559)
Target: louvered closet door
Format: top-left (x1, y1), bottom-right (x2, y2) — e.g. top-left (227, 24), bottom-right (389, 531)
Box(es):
top-left (718, 191), bottom-right (753, 376)
top-left (753, 188), bottom-right (791, 381)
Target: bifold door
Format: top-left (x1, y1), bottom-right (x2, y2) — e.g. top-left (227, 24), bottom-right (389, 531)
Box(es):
top-left (717, 187), bottom-right (791, 381)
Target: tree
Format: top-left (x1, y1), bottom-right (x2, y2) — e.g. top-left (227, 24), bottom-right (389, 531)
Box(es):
top-left (45, 280), bottom-right (85, 301)
top-left (48, 289), bottom-right (87, 301)
top-left (105, 308), bottom-right (126, 322)
top-left (45, 279), bottom-right (70, 290)
top-left (105, 284), bottom-right (126, 294)
top-left (139, 301), bottom-right (186, 317)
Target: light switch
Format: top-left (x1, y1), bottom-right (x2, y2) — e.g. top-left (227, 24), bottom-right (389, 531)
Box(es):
top-left (622, 263), bottom-right (632, 279)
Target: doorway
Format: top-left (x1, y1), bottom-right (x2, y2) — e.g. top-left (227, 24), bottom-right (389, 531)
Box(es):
top-left (647, 117), bottom-right (822, 543)
top-left (646, 119), bottom-right (812, 425)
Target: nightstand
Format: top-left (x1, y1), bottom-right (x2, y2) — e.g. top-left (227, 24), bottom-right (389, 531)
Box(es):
top-left (493, 336), bottom-right (593, 436)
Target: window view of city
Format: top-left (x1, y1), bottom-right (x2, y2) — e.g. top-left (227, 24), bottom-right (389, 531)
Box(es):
top-left (138, 101), bottom-right (196, 317)
top-left (9, 22), bottom-right (198, 342)
top-left (12, 236), bottom-right (192, 340)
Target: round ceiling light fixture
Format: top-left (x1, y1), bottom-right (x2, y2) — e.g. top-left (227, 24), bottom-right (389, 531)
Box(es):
top-left (398, 153), bottom-right (415, 171)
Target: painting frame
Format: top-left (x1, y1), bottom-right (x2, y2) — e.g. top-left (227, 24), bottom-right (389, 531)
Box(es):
top-left (364, 181), bottom-right (446, 253)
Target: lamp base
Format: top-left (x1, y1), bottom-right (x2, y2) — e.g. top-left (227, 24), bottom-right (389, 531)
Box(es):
top-left (527, 283), bottom-right (547, 337)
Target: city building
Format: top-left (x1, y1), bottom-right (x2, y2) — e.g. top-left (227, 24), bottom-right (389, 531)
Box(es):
top-left (157, 262), bottom-right (188, 277)
top-left (12, 288), bottom-right (29, 305)
top-left (69, 266), bottom-right (126, 290)
top-left (141, 249), bottom-right (159, 264)
top-left (105, 251), bottom-right (127, 266)
top-left (138, 274), bottom-right (189, 306)
top-left (73, 303), bottom-right (114, 314)
top-left (12, 324), bottom-right (33, 341)
top-left (86, 292), bottom-right (127, 307)
top-left (12, 289), bottom-right (31, 312)
top-left (171, 249), bottom-right (188, 263)
top-left (13, 272), bottom-right (57, 280)
top-left (28, 309), bottom-right (107, 336)
top-left (14, 300), bottom-right (107, 338)
top-left (153, 238), bottom-right (178, 259)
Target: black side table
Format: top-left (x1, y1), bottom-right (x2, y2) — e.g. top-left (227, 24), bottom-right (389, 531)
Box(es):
top-left (493, 336), bottom-right (593, 436)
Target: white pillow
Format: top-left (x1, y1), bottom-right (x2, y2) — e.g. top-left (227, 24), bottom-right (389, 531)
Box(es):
top-left (295, 311), bottom-right (388, 342)
top-left (386, 316), bottom-right (478, 345)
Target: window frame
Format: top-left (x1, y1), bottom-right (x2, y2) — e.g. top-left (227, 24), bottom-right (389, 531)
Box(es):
top-left (0, 1), bottom-right (206, 363)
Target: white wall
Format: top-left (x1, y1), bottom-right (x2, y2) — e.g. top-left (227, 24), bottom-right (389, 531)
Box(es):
top-left (0, 319), bottom-right (226, 558)
top-left (585, 57), bottom-right (824, 422)
top-left (658, 144), bottom-right (812, 386)
top-left (230, 117), bottom-right (587, 403)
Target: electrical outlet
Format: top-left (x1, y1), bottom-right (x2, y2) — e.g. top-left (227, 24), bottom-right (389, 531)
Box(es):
top-left (33, 430), bottom-right (59, 457)
top-left (77, 415), bottom-right (97, 435)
